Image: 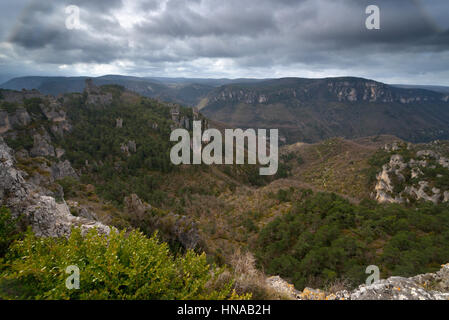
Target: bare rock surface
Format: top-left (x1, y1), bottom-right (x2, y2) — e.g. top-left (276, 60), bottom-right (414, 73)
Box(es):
top-left (30, 131), bottom-right (55, 157)
top-left (267, 264), bottom-right (449, 300)
top-left (374, 143), bottom-right (449, 204)
top-left (0, 137), bottom-right (110, 237)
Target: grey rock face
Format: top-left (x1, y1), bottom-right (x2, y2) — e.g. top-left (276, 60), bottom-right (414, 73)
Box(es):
top-left (348, 264), bottom-right (449, 300)
top-left (404, 181), bottom-right (441, 204)
top-left (444, 191), bottom-right (449, 202)
top-left (124, 193), bottom-right (151, 218)
top-left (78, 207), bottom-right (98, 221)
top-left (374, 163), bottom-right (403, 203)
top-left (84, 79), bottom-right (113, 107)
top-left (14, 148), bottom-right (29, 159)
top-left (124, 193), bottom-right (200, 250)
top-left (0, 137), bottom-right (110, 238)
top-left (266, 276), bottom-right (301, 299)
top-left (55, 148), bottom-right (65, 159)
top-left (1, 89), bottom-right (43, 104)
top-left (271, 264), bottom-right (449, 300)
top-left (120, 141), bottom-right (137, 155)
top-left (173, 215), bottom-right (201, 250)
top-left (30, 131), bottom-right (55, 157)
top-left (127, 140), bottom-right (136, 153)
top-left (374, 145), bottom-right (449, 204)
top-left (0, 137), bottom-right (29, 206)
top-left (9, 108), bottom-right (31, 127)
top-left (26, 196), bottom-right (109, 237)
top-left (0, 110), bottom-right (11, 134)
top-left (51, 160), bottom-right (78, 180)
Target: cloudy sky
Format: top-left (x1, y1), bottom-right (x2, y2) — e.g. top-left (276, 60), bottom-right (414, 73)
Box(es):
top-left (0, 0), bottom-right (448, 84)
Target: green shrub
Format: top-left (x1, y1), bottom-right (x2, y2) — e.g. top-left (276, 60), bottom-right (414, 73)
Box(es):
top-left (1, 228), bottom-right (248, 300)
top-left (0, 101), bottom-right (19, 113)
top-left (0, 207), bottom-right (20, 257)
top-left (57, 177), bottom-right (80, 198)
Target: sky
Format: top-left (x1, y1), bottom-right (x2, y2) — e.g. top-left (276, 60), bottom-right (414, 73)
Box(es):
top-left (0, 0), bottom-right (448, 85)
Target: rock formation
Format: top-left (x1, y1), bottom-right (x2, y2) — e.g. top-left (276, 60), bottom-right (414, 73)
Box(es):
top-left (374, 143), bottom-right (449, 204)
top-left (30, 131), bottom-right (55, 157)
top-left (84, 79), bottom-right (113, 107)
top-left (267, 264), bottom-right (449, 300)
top-left (0, 137), bottom-right (110, 237)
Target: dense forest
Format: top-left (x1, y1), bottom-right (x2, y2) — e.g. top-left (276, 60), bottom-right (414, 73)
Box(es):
top-left (256, 190), bottom-right (449, 290)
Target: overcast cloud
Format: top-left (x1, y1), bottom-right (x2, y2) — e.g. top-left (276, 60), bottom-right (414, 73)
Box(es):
top-left (0, 0), bottom-right (448, 84)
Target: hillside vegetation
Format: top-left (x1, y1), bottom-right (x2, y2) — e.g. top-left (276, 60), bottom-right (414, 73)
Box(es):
top-left (256, 191), bottom-right (449, 290)
top-left (1, 81), bottom-right (448, 300)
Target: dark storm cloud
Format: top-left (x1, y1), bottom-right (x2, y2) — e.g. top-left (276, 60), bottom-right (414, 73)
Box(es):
top-left (5, 0), bottom-right (128, 64)
top-left (0, 0), bottom-right (448, 84)
top-left (135, 0), bottom-right (278, 38)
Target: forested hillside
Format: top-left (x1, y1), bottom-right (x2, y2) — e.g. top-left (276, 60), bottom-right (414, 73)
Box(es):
top-left (1, 81), bottom-right (448, 300)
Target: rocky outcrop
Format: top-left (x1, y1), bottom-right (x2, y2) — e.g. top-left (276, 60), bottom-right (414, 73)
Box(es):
top-left (0, 108), bottom-right (32, 134)
top-left (267, 264), bottom-right (449, 300)
top-left (84, 79), bottom-right (112, 107)
top-left (374, 155), bottom-right (405, 203)
top-left (9, 108), bottom-right (31, 127)
top-left (124, 193), bottom-right (201, 250)
top-left (171, 215), bottom-right (201, 250)
top-left (209, 78), bottom-right (449, 106)
top-left (1, 89), bottom-right (43, 104)
top-left (0, 137), bottom-right (110, 238)
top-left (26, 196), bottom-right (110, 237)
top-left (41, 99), bottom-right (72, 136)
top-left (374, 144), bottom-right (449, 204)
top-left (404, 182), bottom-right (441, 204)
top-left (66, 200), bottom-right (98, 221)
top-left (124, 193), bottom-right (152, 218)
top-left (0, 137), bottom-right (30, 207)
top-left (266, 276), bottom-right (301, 299)
top-left (55, 148), bottom-right (65, 159)
top-left (51, 160), bottom-right (78, 180)
top-left (120, 140), bottom-right (137, 155)
top-left (0, 110), bottom-right (11, 134)
top-left (30, 131), bottom-right (55, 157)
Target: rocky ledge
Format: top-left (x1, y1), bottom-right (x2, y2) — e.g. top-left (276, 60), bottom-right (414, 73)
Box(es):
top-left (267, 264), bottom-right (449, 300)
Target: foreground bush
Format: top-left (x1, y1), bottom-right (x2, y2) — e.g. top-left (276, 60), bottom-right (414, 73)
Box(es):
top-left (1, 228), bottom-right (248, 300)
top-left (0, 207), bottom-right (21, 258)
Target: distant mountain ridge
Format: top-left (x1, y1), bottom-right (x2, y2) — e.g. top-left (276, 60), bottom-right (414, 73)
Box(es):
top-left (0, 75), bottom-right (266, 106)
top-left (391, 84), bottom-right (449, 94)
top-left (200, 77), bottom-right (449, 143)
top-left (3, 75), bottom-right (449, 144)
